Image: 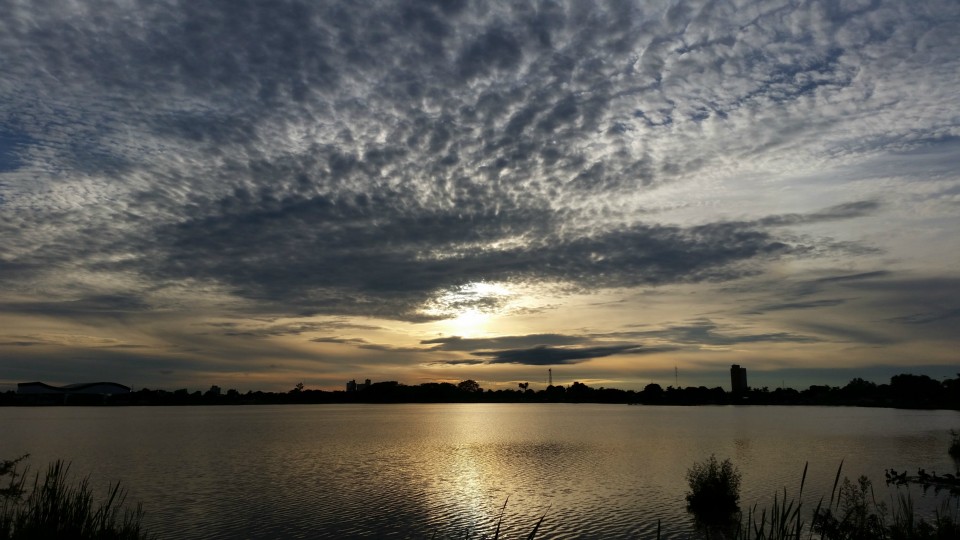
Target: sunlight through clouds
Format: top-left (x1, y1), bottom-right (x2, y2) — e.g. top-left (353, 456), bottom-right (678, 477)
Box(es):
top-left (1, 0), bottom-right (958, 390)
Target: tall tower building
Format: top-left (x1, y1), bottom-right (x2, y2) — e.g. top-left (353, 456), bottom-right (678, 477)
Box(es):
top-left (730, 364), bottom-right (748, 394)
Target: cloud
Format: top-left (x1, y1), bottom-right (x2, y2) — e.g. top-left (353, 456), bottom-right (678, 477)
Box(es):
top-left (148, 194), bottom-right (875, 320)
top-left (207, 319), bottom-right (379, 337)
top-left (0, 340), bottom-right (43, 347)
top-left (421, 334), bottom-right (584, 351)
top-left (309, 337), bottom-right (368, 346)
top-left (794, 322), bottom-right (899, 346)
top-left (0, 0), bottom-right (958, 389)
top-left (471, 344), bottom-right (649, 366)
top-left (755, 201), bottom-right (881, 227)
top-left (887, 308), bottom-right (960, 325)
top-left (0, 2), bottom-right (932, 321)
top-left (745, 298), bottom-right (848, 315)
top-left (0, 295), bottom-right (151, 323)
top-left (309, 336), bottom-right (424, 353)
top-left (426, 359), bottom-right (487, 367)
top-left (617, 319), bottom-right (821, 346)
top-left (813, 271), bottom-right (893, 285)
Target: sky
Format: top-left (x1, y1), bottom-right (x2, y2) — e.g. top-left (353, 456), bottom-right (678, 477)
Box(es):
top-left (1, 0), bottom-right (959, 393)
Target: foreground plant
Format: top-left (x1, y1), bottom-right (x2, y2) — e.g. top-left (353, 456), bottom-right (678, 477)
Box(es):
top-left (1, 456), bottom-right (152, 540)
top-left (686, 454), bottom-right (742, 537)
top-left (738, 462), bottom-right (811, 540)
top-left (732, 459), bottom-right (960, 540)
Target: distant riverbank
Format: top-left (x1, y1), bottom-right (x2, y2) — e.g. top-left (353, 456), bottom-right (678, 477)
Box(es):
top-left (3, 372), bottom-right (959, 409)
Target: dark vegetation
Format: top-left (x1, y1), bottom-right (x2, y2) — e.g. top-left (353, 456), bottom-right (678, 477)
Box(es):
top-left (686, 456), bottom-right (960, 540)
top-left (686, 455), bottom-right (742, 532)
top-left (4, 372), bottom-right (959, 409)
top-left (0, 456), bottom-right (151, 540)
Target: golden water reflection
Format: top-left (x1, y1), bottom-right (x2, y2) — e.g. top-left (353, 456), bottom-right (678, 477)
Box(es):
top-left (1, 404), bottom-right (958, 539)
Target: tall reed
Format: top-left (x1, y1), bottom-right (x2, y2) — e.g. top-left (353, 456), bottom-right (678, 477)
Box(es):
top-left (732, 459), bottom-right (960, 540)
top-left (0, 457), bottom-right (151, 540)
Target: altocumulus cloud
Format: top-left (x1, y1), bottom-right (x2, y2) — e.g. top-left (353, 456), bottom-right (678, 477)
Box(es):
top-left (2, 0), bottom-right (952, 318)
top-left (0, 0), bottom-right (958, 388)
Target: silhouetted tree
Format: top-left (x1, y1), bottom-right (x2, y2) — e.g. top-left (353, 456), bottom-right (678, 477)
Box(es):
top-left (890, 374), bottom-right (943, 407)
top-left (567, 381), bottom-right (594, 402)
top-left (457, 380), bottom-right (481, 393)
top-left (843, 378), bottom-right (876, 396)
top-left (544, 384), bottom-right (566, 402)
top-left (640, 383), bottom-right (664, 404)
top-left (944, 374), bottom-right (960, 409)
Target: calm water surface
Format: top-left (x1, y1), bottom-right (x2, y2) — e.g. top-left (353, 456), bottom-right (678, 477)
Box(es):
top-left (2, 404), bottom-right (958, 539)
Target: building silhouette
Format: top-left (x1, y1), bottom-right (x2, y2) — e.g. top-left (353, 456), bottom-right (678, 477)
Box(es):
top-left (17, 381), bottom-right (131, 405)
top-left (730, 365), bottom-right (748, 394)
top-left (17, 381), bottom-right (130, 395)
top-left (346, 379), bottom-right (371, 392)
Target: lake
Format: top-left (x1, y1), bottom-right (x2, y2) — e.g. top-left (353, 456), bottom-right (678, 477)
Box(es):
top-left (2, 404), bottom-right (958, 538)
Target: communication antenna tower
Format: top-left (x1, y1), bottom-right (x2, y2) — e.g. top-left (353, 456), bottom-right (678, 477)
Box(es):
top-left (548, 368), bottom-right (553, 386)
top-left (675, 366), bottom-right (679, 388)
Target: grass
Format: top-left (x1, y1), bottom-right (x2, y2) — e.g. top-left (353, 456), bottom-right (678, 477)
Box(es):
top-left (950, 430), bottom-right (960, 459)
top-left (1, 455), bottom-right (152, 540)
top-left (727, 460), bottom-right (960, 540)
top-left (736, 462), bottom-right (812, 540)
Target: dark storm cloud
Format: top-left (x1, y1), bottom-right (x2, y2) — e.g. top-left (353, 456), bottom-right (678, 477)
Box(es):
top-left (471, 344), bottom-right (647, 366)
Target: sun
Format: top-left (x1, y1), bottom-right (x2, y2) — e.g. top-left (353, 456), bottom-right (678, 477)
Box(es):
top-left (420, 281), bottom-right (514, 337)
top-left (442, 309), bottom-right (491, 338)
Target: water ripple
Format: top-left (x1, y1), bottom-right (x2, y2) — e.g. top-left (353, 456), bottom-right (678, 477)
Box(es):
top-left (2, 404), bottom-right (958, 539)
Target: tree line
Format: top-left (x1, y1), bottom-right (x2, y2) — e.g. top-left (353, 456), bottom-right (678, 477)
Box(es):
top-left (4, 372), bottom-right (958, 409)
